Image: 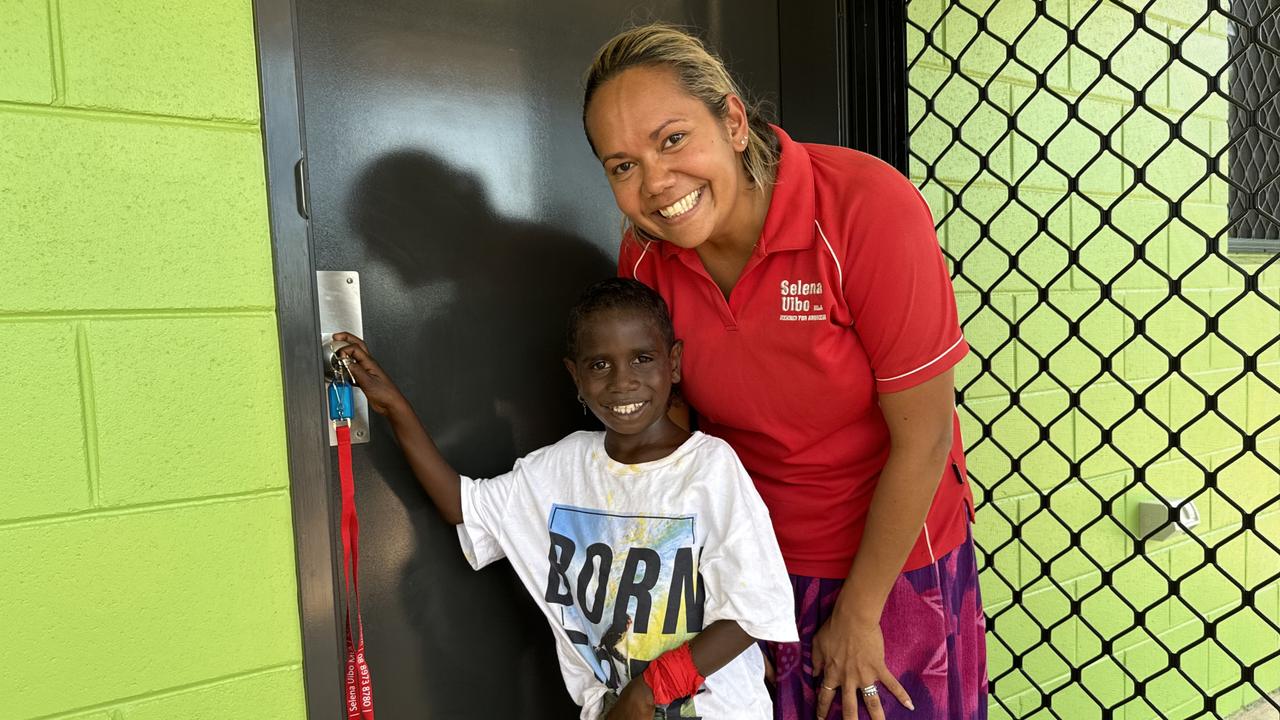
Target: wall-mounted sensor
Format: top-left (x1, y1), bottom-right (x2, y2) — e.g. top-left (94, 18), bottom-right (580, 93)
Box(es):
top-left (1138, 497), bottom-right (1201, 542)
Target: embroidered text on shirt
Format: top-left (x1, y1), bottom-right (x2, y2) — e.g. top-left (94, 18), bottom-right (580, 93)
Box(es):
top-left (779, 279), bottom-right (827, 321)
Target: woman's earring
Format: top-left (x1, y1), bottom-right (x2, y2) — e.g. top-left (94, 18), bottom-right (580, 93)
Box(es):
top-left (578, 395), bottom-right (587, 415)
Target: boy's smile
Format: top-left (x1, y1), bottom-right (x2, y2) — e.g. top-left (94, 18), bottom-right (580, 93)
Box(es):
top-left (564, 309), bottom-right (686, 463)
top-left (608, 401), bottom-right (648, 416)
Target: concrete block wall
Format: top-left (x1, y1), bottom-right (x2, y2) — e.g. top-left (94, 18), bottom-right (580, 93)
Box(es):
top-left (0, 1), bottom-right (307, 717)
top-left (907, 0), bottom-right (1280, 717)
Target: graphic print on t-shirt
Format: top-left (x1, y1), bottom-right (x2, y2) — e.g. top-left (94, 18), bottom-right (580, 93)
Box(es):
top-left (543, 505), bottom-right (706, 698)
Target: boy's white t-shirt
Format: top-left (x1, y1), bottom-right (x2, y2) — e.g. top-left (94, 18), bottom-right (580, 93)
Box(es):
top-left (458, 430), bottom-right (798, 720)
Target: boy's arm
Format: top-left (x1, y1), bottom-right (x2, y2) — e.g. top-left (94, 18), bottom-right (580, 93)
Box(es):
top-left (608, 620), bottom-right (753, 717)
top-left (689, 619), bottom-right (754, 677)
top-left (333, 332), bottom-right (463, 525)
top-left (382, 398), bottom-right (463, 525)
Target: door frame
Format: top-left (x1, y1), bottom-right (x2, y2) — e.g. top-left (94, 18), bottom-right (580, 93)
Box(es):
top-left (253, 0), bottom-right (346, 717)
top-left (779, 0), bottom-right (908, 169)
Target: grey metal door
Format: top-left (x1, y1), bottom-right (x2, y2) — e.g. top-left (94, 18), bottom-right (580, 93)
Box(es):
top-left (293, 2), bottom-right (779, 715)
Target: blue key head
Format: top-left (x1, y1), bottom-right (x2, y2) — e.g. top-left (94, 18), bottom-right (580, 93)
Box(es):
top-left (328, 381), bottom-right (355, 421)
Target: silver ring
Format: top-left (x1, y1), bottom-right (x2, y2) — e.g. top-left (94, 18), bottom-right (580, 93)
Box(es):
top-left (820, 683), bottom-right (837, 691)
top-left (860, 684), bottom-right (878, 697)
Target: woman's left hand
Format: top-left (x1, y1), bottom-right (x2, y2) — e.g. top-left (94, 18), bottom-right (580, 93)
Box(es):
top-left (604, 679), bottom-right (657, 720)
top-left (811, 613), bottom-right (913, 720)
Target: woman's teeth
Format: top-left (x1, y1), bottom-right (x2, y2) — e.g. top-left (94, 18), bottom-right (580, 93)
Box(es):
top-left (611, 402), bottom-right (646, 415)
top-left (659, 189), bottom-right (701, 219)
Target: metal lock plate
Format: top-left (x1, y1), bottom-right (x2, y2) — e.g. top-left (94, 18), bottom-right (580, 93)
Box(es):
top-left (317, 270), bottom-right (370, 445)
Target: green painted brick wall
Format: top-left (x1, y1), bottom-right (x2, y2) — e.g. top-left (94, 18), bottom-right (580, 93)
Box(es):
top-left (0, 1), bottom-right (306, 718)
top-left (908, 0), bottom-right (1279, 718)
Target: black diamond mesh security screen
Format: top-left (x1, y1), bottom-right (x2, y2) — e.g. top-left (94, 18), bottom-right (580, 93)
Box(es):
top-left (904, 0), bottom-right (1280, 717)
top-left (1227, 0), bottom-right (1280, 252)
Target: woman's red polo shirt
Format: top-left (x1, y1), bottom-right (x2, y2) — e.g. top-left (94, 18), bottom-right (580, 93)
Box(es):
top-left (619, 126), bottom-right (973, 578)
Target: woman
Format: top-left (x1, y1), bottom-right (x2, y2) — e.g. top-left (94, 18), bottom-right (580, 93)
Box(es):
top-left (580, 24), bottom-right (987, 720)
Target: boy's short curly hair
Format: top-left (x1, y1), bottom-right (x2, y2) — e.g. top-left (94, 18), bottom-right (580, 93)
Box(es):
top-left (566, 278), bottom-right (676, 358)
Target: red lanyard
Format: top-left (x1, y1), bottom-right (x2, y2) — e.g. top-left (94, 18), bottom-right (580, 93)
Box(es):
top-left (337, 423), bottom-right (375, 718)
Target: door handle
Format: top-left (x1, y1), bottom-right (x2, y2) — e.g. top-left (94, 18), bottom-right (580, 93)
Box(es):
top-left (295, 157), bottom-right (310, 220)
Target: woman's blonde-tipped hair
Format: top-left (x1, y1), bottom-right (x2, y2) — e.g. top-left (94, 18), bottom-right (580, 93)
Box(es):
top-left (583, 23), bottom-right (780, 193)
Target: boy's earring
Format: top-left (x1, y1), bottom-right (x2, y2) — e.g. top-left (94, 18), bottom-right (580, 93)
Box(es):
top-left (578, 395), bottom-right (587, 415)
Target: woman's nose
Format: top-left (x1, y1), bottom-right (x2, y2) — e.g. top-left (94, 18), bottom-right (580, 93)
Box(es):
top-left (642, 161), bottom-right (676, 197)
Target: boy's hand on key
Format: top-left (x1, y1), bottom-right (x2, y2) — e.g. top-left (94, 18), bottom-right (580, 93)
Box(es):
top-left (604, 678), bottom-right (656, 720)
top-left (332, 333), bottom-right (408, 417)
top-left (331, 332), bottom-right (463, 524)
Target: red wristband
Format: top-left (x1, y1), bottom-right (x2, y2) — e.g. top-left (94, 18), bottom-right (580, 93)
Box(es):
top-left (642, 642), bottom-right (706, 706)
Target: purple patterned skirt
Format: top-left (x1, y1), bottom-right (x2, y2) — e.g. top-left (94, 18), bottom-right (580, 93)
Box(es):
top-left (762, 526), bottom-right (988, 720)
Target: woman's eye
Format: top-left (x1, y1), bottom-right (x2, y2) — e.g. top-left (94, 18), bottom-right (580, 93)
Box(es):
top-left (663, 132), bottom-right (686, 149)
top-left (611, 161), bottom-right (634, 176)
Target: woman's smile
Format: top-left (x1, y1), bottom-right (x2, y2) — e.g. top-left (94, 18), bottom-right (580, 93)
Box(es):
top-left (656, 187), bottom-right (704, 220)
